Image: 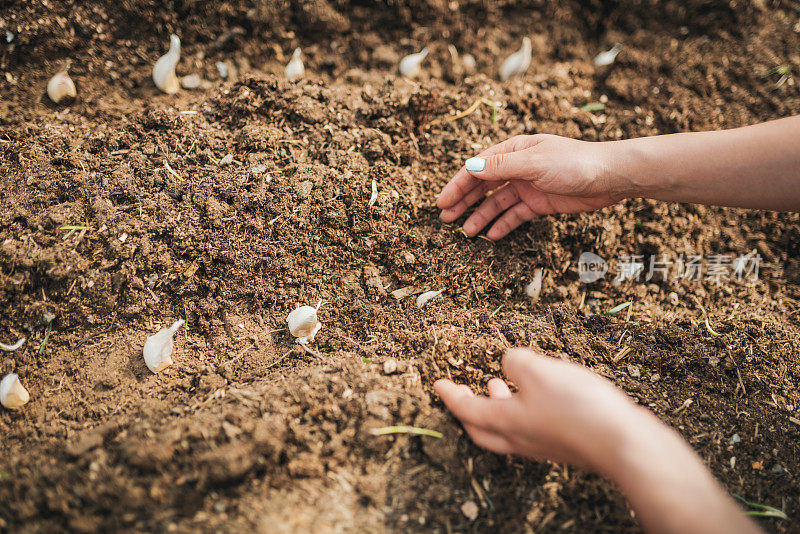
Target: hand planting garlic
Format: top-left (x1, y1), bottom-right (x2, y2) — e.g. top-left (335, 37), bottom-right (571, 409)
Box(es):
top-left (399, 47), bottom-right (428, 78)
top-left (286, 300), bottom-right (322, 344)
top-left (499, 37), bottom-right (532, 81)
top-left (143, 319), bottom-right (185, 373)
top-left (593, 44), bottom-right (622, 67)
top-left (153, 34), bottom-right (181, 94)
top-left (46, 68), bottom-right (76, 104)
top-left (0, 373), bottom-right (30, 410)
top-left (285, 48), bottom-right (305, 81)
top-left (416, 290), bottom-right (444, 308)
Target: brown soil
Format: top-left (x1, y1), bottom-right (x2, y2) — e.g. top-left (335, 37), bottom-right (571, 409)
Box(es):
top-left (1, 0), bottom-right (800, 532)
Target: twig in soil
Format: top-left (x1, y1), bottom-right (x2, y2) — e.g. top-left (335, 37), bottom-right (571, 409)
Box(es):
top-left (163, 160), bottom-right (184, 182)
top-left (370, 425), bottom-right (443, 438)
top-left (604, 301), bottom-right (632, 315)
top-left (692, 297), bottom-right (723, 337)
top-left (60, 225), bottom-right (87, 240)
top-left (733, 495), bottom-right (788, 519)
top-left (38, 322), bottom-right (53, 355)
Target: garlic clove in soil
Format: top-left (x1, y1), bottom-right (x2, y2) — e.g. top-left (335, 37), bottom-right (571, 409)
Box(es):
top-left (593, 44), bottom-right (622, 67)
top-left (399, 47), bottom-right (429, 78)
top-left (0, 373), bottom-right (30, 410)
top-left (525, 268), bottom-right (544, 303)
top-left (286, 300), bottom-right (322, 344)
top-left (46, 68), bottom-right (76, 103)
top-left (499, 37), bottom-right (532, 81)
top-left (285, 48), bottom-right (305, 81)
top-left (153, 34), bottom-right (181, 94)
top-left (143, 319), bottom-right (185, 373)
top-left (416, 290), bottom-right (444, 308)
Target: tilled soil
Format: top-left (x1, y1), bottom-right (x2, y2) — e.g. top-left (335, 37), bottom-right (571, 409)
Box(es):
top-left (1, 0), bottom-right (800, 532)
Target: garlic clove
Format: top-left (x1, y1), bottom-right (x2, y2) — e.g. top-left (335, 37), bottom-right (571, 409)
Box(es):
top-left (181, 74), bottom-right (202, 89)
top-left (285, 48), bottom-right (305, 81)
top-left (499, 37), bottom-right (532, 81)
top-left (286, 300), bottom-right (322, 344)
top-left (153, 34), bottom-right (181, 94)
top-left (143, 319), bottom-right (185, 374)
top-left (0, 373), bottom-right (30, 410)
top-left (399, 47), bottom-right (429, 78)
top-left (46, 69), bottom-right (76, 104)
top-left (0, 337), bottom-right (25, 352)
top-left (593, 44), bottom-right (622, 67)
top-left (416, 289), bottom-right (444, 308)
top-left (525, 268), bottom-right (544, 302)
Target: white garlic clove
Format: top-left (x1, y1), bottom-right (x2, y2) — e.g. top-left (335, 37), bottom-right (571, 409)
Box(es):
top-left (143, 319), bottom-right (185, 373)
top-left (525, 268), bottom-right (544, 302)
top-left (0, 337), bottom-right (25, 352)
top-left (47, 69), bottom-right (76, 103)
top-left (285, 48), bottom-right (305, 81)
top-left (416, 289), bottom-right (444, 308)
top-left (181, 74), bottom-right (202, 89)
top-left (399, 47), bottom-right (429, 78)
top-left (594, 44), bottom-right (622, 67)
top-left (153, 34), bottom-right (181, 94)
top-left (0, 373), bottom-right (30, 410)
top-left (286, 300), bottom-right (322, 344)
top-left (499, 37), bottom-right (532, 81)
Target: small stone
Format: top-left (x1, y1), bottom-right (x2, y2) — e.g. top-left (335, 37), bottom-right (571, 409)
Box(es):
top-left (181, 74), bottom-right (202, 89)
top-left (649, 373), bottom-right (660, 382)
top-left (219, 154), bottom-right (234, 166)
top-left (708, 356), bottom-right (720, 367)
top-left (730, 433), bottom-right (741, 445)
top-left (383, 358), bottom-right (398, 375)
top-left (294, 180), bottom-right (314, 199)
top-left (627, 364), bottom-right (641, 379)
top-left (668, 291), bottom-right (679, 305)
top-left (771, 464), bottom-right (785, 474)
top-left (461, 500), bottom-right (479, 521)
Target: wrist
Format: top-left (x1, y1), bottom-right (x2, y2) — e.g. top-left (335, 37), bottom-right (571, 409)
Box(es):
top-left (601, 138), bottom-right (671, 201)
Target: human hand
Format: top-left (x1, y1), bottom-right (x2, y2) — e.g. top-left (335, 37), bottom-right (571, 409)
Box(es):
top-left (434, 349), bottom-right (763, 534)
top-left (437, 134), bottom-right (625, 240)
top-left (433, 348), bottom-right (642, 472)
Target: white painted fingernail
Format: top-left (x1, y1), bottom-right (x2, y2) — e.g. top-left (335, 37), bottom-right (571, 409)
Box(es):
top-left (465, 157), bottom-right (485, 172)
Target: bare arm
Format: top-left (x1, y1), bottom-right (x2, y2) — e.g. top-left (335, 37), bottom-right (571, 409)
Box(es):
top-left (612, 115), bottom-right (800, 210)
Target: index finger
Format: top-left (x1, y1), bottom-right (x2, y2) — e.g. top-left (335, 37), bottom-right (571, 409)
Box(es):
top-left (437, 136), bottom-right (531, 210)
top-left (433, 379), bottom-right (513, 432)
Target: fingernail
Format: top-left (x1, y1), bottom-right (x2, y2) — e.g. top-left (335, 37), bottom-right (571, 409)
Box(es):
top-left (465, 157), bottom-right (485, 172)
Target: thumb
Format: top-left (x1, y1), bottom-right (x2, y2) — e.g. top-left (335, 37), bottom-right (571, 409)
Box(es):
top-left (464, 147), bottom-right (539, 182)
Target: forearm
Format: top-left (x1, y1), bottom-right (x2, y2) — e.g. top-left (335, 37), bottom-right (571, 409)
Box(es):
top-left (609, 116), bottom-right (800, 210)
top-left (601, 410), bottom-right (761, 534)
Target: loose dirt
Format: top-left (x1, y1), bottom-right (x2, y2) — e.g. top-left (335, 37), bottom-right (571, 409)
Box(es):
top-left (1, 0), bottom-right (799, 532)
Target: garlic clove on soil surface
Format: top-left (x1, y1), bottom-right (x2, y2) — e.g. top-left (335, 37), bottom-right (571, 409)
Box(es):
top-left (499, 37), bottom-right (532, 81)
top-left (416, 289), bottom-right (444, 308)
top-left (153, 34), bottom-right (181, 94)
top-left (0, 373), bottom-right (30, 410)
top-left (399, 47), bottom-right (429, 78)
top-left (525, 268), bottom-right (544, 302)
top-left (593, 44), bottom-right (622, 67)
top-left (143, 319), bottom-right (185, 373)
top-left (46, 69), bottom-right (76, 103)
top-left (287, 300), bottom-right (322, 344)
top-left (285, 48), bottom-right (305, 81)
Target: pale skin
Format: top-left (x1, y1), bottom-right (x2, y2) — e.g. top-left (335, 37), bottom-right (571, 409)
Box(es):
top-left (438, 115), bottom-right (800, 240)
top-left (434, 350), bottom-right (762, 534)
top-left (433, 119), bottom-right (800, 532)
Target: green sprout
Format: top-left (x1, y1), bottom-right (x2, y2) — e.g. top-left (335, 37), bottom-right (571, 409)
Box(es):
top-left (733, 495), bottom-right (788, 520)
top-left (581, 102), bottom-right (605, 112)
top-left (60, 225), bottom-right (87, 240)
top-left (761, 65), bottom-right (791, 78)
top-left (605, 301), bottom-right (632, 315)
top-left (38, 322), bottom-right (52, 355)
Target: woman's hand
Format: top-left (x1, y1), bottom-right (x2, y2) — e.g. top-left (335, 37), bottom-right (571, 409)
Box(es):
top-left (437, 134), bottom-right (625, 240)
